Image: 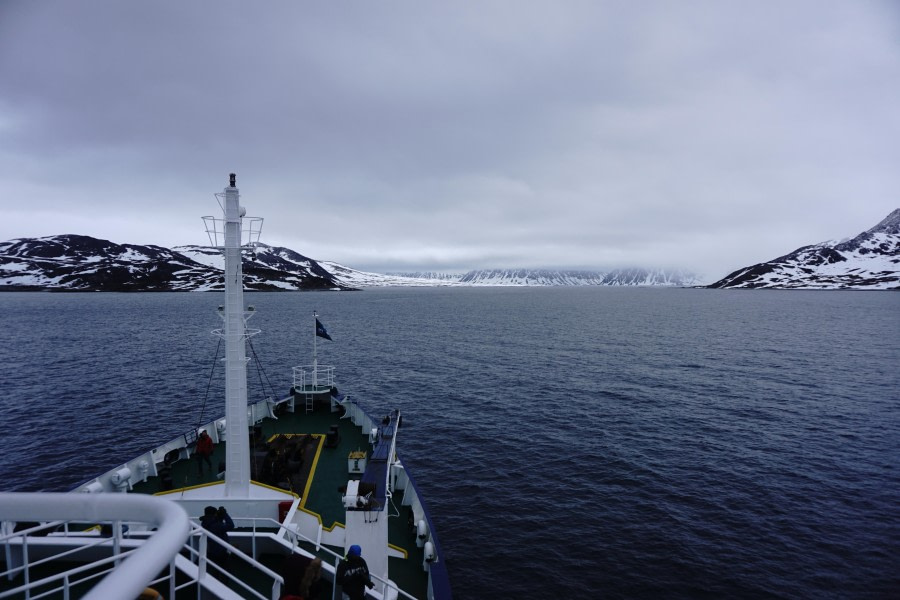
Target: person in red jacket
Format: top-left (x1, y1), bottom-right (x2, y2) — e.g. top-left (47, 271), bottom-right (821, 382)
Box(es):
top-left (196, 430), bottom-right (214, 476)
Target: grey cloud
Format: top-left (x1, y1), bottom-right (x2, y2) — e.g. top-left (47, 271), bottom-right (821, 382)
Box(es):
top-left (1, 1), bottom-right (898, 280)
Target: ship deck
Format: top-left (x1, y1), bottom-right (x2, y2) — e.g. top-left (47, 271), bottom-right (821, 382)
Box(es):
top-left (130, 401), bottom-right (429, 599)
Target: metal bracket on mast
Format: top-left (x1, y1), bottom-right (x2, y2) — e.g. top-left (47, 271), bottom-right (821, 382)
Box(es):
top-left (212, 306), bottom-right (262, 342)
top-left (202, 209), bottom-right (263, 249)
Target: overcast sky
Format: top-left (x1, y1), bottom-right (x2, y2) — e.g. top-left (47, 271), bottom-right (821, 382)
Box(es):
top-left (1, 1), bottom-right (898, 281)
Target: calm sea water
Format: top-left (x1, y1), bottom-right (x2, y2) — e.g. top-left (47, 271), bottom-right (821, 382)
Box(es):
top-left (1, 288), bottom-right (898, 599)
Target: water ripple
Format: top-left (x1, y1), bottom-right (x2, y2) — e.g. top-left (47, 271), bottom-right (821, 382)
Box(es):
top-left (1, 288), bottom-right (898, 598)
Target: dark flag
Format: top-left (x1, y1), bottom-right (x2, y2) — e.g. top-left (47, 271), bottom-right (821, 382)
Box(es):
top-left (316, 318), bottom-right (332, 341)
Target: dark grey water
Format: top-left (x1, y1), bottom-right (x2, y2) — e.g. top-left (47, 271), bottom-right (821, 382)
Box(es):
top-left (1, 288), bottom-right (898, 598)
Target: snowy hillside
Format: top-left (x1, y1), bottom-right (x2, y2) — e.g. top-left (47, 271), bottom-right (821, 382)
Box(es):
top-left (318, 262), bottom-right (459, 287)
top-left (0, 236), bottom-right (343, 291)
top-left (0, 235), bottom-right (218, 291)
top-left (387, 271), bottom-right (464, 282)
top-left (317, 266), bottom-right (701, 287)
top-left (12, 213), bottom-right (894, 292)
top-left (174, 243), bottom-right (346, 290)
top-left (708, 208), bottom-right (900, 289)
top-left (458, 269), bottom-right (605, 285)
top-left (457, 268), bottom-right (701, 286)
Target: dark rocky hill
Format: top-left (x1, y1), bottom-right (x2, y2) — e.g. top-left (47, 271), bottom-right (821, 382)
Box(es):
top-left (0, 235), bottom-right (345, 291)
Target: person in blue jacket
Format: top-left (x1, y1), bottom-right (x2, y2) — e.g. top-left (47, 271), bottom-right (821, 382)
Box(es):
top-left (336, 544), bottom-right (375, 600)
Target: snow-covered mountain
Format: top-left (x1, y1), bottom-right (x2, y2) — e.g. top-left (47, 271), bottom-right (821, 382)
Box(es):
top-left (0, 235), bottom-right (707, 291)
top-left (174, 243), bottom-right (346, 290)
top-left (315, 267), bottom-right (701, 287)
top-left (708, 208), bottom-right (900, 289)
top-left (317, 263), bottom-right (459, 287)
top-left (457, 269), bottom-right (604, 286)
top-left (0, 236), bottom-right (343, 291)
top-left (0, 232), bottom-right (824, 291)
top-left (456, 268), bottom-right (701, 286)
top-left (0, 235), bottom-right (220, 291)
top-left (7, 215), bottom-right (895, 291)
top-left (599, 268), bottom-right (703, 287)
top-left (386, 271), bottom-right (464, 283)
top-left (314, 266), bottom-right (701, 287)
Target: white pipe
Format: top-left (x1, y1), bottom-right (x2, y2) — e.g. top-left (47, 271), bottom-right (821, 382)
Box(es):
top-left (0, 492), bottom-right (190, 600)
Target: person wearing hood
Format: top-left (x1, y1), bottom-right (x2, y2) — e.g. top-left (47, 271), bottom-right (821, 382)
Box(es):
top-left (199, 505), bottom-right (234, 563)
top-left (336, 544), bottom-right (375, 600)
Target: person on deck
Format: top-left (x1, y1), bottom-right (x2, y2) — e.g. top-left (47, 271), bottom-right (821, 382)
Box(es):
top-left (196, 430), bottom-right (214, 476)
top-left (200, 505), bottom-right (234, 564)
top-left (300, 557), bottom-right (324, 599)
top-left (336, 545), bottom-right (375, 600)
top-left (281, 551), bottom-right (311, 597)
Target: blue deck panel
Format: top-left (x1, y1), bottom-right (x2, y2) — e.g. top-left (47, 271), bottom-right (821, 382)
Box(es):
top-left (354, 409), bottom-right (400, 511)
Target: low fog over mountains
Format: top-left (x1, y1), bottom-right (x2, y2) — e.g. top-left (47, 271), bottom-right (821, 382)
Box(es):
top-left (1, 210), bottom-right (897, 291)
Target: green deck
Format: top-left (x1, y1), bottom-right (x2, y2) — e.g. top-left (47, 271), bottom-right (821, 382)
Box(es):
top-left (130, 400), bottom-right (428, 599)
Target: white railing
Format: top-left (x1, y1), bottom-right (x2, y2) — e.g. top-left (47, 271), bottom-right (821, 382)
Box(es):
top-left (199, 513), bottom-right (420, 600)
top-left (220, 514), bottom-right (420, 600)
top-left (0, 494), bottom-right (292, 600)
top-left (293, 364), bottom-right (335, 391)
top-left (274, 516), bottom-right (419, 600)
top-left (0, 493), bottom-right (190, 600)
top-left (181, 523), bottom-right (284, 600)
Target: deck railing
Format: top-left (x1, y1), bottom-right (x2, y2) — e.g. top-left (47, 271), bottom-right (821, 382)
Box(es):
top-left (0, 492), bottom-right (190, 600)
top-left (272, 515), bottom-right (419, 600)
top-left (181, 523), bottom-right (285, 600)
top-left (1, 496), bottom-right (418, 600)
top-left (229, 514), bottom-right (420, 600)
top-left (292, 364), bottom-right (335, 391)
top-left (0, 493), bottom-right (291, 600)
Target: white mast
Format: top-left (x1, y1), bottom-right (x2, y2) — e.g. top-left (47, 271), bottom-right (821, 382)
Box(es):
top-left (221, 173), bottom-right (251, 497)
top-left (203, 173), bottom-right (263, 498)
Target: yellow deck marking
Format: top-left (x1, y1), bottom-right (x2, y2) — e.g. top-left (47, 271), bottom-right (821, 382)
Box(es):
top-left (388, 543), bottom-right (409, 559)
top-left (265, 432), bottom-right (309, 442)
top-left (296, 505), bottom-right (345, 532)
top-left (299, 434), bottom-right (325, 510)
top-left (154, 480), bottom-right (223, 495)
top-left (252, 480), bottom-right (300, 498)
top-left (151, 431), bottom-right (410, 560)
